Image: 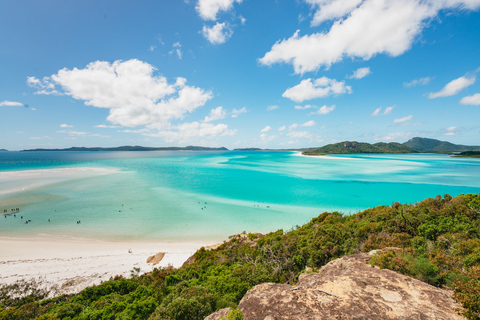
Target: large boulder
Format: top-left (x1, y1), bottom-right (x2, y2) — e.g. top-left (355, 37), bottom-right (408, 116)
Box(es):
top-left (205, 252), bottom-right (464, 320)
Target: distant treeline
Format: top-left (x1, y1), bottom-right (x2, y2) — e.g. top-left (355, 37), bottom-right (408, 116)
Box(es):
top-left (21, 146), bottom-right (228, 152)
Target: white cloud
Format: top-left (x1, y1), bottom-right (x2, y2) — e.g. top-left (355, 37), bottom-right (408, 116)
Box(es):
top-left (347, 67), bottom-right (371, 79)
top-left (202, 22), bottom-right (233, 44)
top-left (460, 93), bottom-right (480, 105)
top-left (309, 104), bottom-right (336, 115)
top-left (289, 123), bottom-right (298, 130)
top-left (404, 76), bottom-right (431, 87)
top-left (239, 15), bottom-right (246, 25)
top-left (306, 0), bottom-right (363, 26)
top-left (60, 124), bottom-right (73, 128)
top-left (147, 121), bottom-right (236, 142)
top-left (196, 0), bottom-right (242, 21)
top-left (169, 42), bottom-right (182, 59)
top-left (260, 0), bottom-right (480, 74)
top-left (278, 125), bottom-right (286, 131)
top-left (429, 76), bottom-right (476, 98)
top-left (443, 126), bottom-right (458, 136)
top-left (287, 131), bottom-right (312, 139)
top-left (204, 106), bottom-right (227, 122)
top-left (231, 107), bottom-right (247, 117)
top-left (95, 124), bottom-right (121, 128)
top-left (373, 131), bottom-right (412, 141)
top-left (393, 115), bottom-right (413, 123)
top-left (0, 100), bottom-right (24, 107)
top-left (27, 59), bottom-right (213, 130)
top-left (260, 133), bottom-right (277, 141)
top-left (301, 120), bottom-right (316, 127)
top-left (27, 76), bottom-right (61, 95)
top-left (282, 77), bottom-right (351, 102)
top-left (295, 104), bottom-right (315, 110)
top-left (384, 105), bottom-right (395, 114)
top-left (267, 105), bottom-right (279, 111)
top-left (372, 105), bottom-right (395, 116)
top-left (371, 107), bottom-right (382, 116)
top-left (260, 126), bottom-right (272, 133)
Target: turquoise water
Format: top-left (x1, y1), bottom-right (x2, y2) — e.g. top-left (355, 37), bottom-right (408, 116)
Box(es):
top-left (1, 151), bottom-right (480, 242)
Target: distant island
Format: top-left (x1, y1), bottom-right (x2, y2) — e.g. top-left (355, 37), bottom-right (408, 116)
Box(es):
top-left (302, 137), bottom-right (480, 156)
top-left (454, 151), bottom-right (480, 158)
top-left (0, 149), bottom-right (8, 152)
top-left (303, 141), bottom-right (418, 155)
top-left (21, 146), bottom-right (228, 152)
top-left (403, 137), bottom-right (480, 153)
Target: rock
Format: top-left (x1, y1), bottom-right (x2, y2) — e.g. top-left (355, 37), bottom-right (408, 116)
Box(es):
top-left (204, 307), bottom-right (231, 320)
top-left (146, 252), bottom-right (165, 266)
top-left (206, 252), bottom-right (465, 320)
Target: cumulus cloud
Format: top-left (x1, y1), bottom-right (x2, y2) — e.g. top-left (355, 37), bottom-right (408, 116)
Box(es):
top-left (27, 60), bottom-right (213, 130)
top-left (282, 77), bottom-right (351, 102)
top-left (278, 125), bottom-right (286, 131)
top-left (393, 115), bottom-right (413, 123)
top-left (301, 120), bottom-right (316, 127)
top-left (260, 126), bottom-right (272, 133)
top-left (202, 22), bottom-right (233, 44)
top-left (267, 105), bottom-right (279, 111)
top-left (347, 67), bottom-right (371, 79)
top-left (196, 0), bottom-right (242, 21)
top-left (373, 131), bottom-right (412, 141)
top-left (306, 0), bottom-right (363, 26)
top-left (460, 93), bottom-right (480, 105)
top-left (309, 104), bottom-right (336, 115)
top-left (289, 123), bottom-right (298, 130)
top-left (404, 76), bottom-right (431, 87)
top-left (372, 105), bottom-right (395, 116)
top-left (231, 107), bottom-right (247, 117)
top-left (95, 124), bottom-right (121, 128)
top-left (204, 106), bottom-right (227, 122)
top-left (0, 100), bottom-right (24, 107)
top-left (260, 0), bottom-right (480, 74)
top-left (429, 76), bottom-right (476, 98)
top-left (60, 124), bottom-right (73, 128)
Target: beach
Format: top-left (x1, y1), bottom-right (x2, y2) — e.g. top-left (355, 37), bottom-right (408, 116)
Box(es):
top-left (0, 236), bottom-right (213, 295)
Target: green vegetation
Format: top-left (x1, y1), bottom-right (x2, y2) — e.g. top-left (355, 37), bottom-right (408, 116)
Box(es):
top-left (454, 151), bottom-right (480, 158)
top-left (403, 137), bottom-right (480, 153)
top-left (303, 141), bottom-right (418, 155)
top-left (2, 193), bottom-right (480, 319)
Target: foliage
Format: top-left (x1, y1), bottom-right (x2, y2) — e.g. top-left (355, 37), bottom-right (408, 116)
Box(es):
top-left (303, 141), bottom-right (418, 155)
top-left (1, 193), bottom-right (480, 319)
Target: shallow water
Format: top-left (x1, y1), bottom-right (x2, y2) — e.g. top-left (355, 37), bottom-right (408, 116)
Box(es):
top-left (1, 151), bottom-right (479, 242)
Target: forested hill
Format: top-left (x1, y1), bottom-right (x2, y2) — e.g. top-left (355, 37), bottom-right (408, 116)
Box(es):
top-left (302, 141), bottom-right (418, 155)
top-left (21, 146), bottom-right (228, 152)
top-left (403, 137), bottom-right (480, 152)
top-left (2, 193), bottom-right (479, 319)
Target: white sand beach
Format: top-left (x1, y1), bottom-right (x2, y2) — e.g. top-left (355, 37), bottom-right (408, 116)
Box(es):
top-left (0, 236), bottom-right (213, 295)
top-left (293, 151), bottom-right (365, 160)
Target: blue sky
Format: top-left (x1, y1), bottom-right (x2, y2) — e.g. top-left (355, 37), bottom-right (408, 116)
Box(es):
top-left (1, 0), bottom-right (480, 150)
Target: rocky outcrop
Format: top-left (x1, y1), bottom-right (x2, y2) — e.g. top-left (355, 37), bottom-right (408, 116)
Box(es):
top-left (205, 251), bottom-right (464, 320)
top-left (146, 252), bottom-right (165, 266)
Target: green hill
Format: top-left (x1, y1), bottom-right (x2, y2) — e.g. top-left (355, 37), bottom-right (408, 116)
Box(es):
top-left (403, 137), bottom-right (480, 153)
top-left (302, 141), bottom-right (418, 155)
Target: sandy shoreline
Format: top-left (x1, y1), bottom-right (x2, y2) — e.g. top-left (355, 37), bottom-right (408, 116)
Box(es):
top-left (293, 151), bottom-right (364, 160)
top-left (0, 236), bottom-right (215, 295)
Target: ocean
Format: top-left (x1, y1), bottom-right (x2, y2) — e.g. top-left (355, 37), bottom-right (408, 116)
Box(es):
top-left (1, 151), bottom-right (480, 242)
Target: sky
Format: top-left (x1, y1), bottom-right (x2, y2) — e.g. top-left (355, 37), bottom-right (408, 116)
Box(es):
top-left (1, 0), bottom-right (480, 150)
